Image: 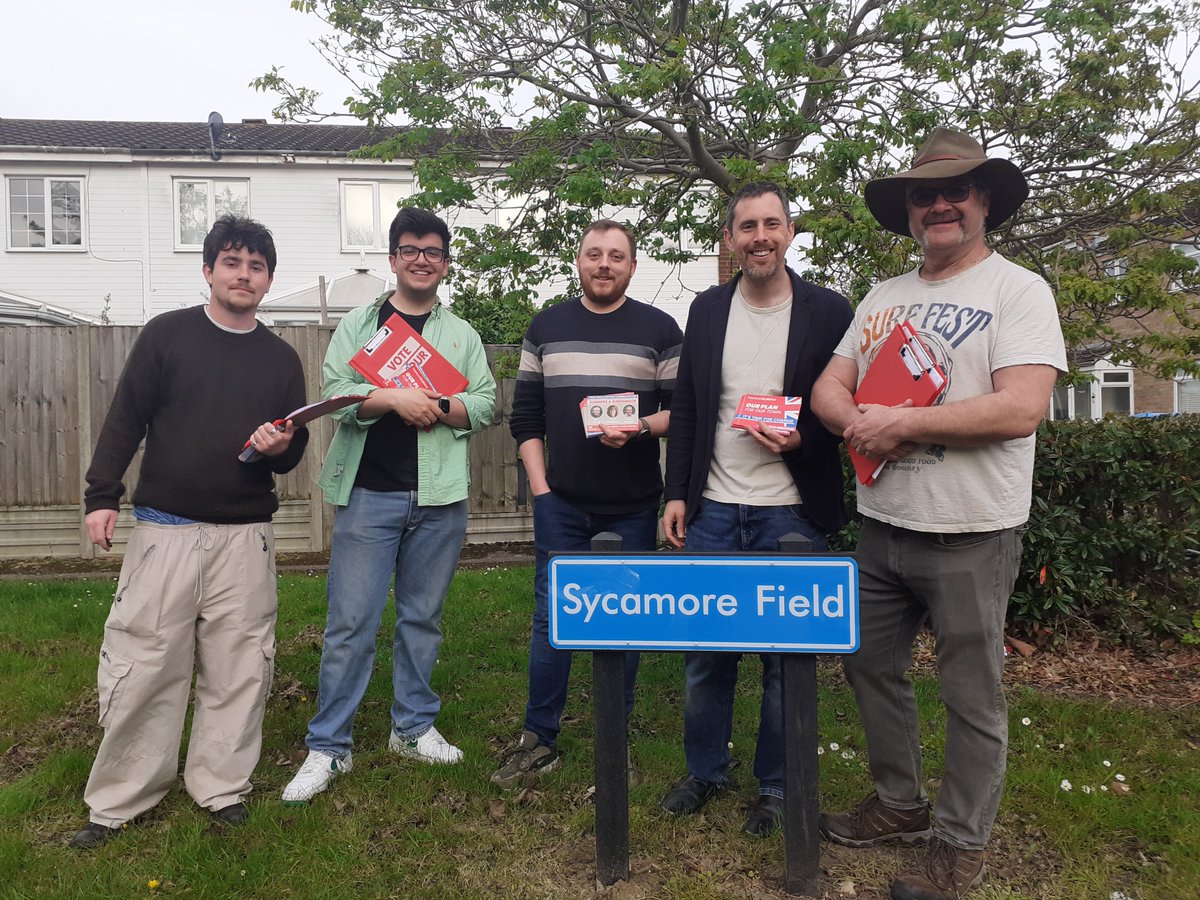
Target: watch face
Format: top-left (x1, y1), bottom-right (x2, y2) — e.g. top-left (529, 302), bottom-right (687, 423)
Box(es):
top-left (439, 397), bottom-right (451, 414)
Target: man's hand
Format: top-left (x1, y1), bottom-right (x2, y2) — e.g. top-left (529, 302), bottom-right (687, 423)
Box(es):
top-left (86, 509), bottom-right (118, 551)
top-left (662, 499), bottom-right (687, 548)
top-left (597, 424), bottom-right (637, 449)
top-left (386, 387), bottom-right (442, 428)
top-left (843, 400), bottom-right (915, 459)
top-left (247, 419), bottom-right (296, 458)
top-left (746, 423), bottom-right (802, 455)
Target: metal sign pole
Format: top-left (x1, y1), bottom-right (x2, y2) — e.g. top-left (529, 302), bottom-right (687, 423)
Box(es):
top-left (779, 532), bottom-right (821, 897)
top-left (591, 531), bottom-right (629, 886)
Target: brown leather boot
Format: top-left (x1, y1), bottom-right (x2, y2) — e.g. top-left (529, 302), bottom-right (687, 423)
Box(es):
top-left (819, 792), bottom-right (932, 847)
top-left (890, 838), bottom-right (986, 899)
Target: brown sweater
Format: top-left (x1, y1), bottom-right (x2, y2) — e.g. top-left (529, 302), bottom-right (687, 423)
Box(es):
top-left (84, 306), bottom-right (309, 523)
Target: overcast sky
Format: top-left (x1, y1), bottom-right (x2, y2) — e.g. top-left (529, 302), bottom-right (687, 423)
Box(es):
top-left (1, 1), bottom-right (351, 123)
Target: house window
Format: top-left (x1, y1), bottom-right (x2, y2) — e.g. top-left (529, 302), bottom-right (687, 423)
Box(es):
top-left (1098, 370), bottom-right (1133, 416)
top-left (1178, 373), bottom-right (1200, 414)
top-left (1050, 366), bottom-right (1133, 419)
top-left (1050, 382), bottom-right (1093, 421)
top-left (174, 179), bottom-right (249, 248)
top-left (341, 181), bottom-right (413, 251)
top-left (1104, 257), bottom-right (1127, 277)
top-left (1169, 242), bottom-right (1200, 292)
top-left (7, 176), bottom-right (84, 249)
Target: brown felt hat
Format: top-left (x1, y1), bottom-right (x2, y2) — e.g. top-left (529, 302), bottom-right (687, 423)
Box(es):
top-left (865, 127), bottom-right (1029, 237)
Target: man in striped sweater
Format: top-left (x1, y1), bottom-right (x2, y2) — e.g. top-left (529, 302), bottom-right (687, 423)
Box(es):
top-left (491, 220), bottom-right (683, 788)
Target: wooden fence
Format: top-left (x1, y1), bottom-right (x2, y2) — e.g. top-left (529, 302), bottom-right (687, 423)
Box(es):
top-left (0, 325), bottom-right (531, 559)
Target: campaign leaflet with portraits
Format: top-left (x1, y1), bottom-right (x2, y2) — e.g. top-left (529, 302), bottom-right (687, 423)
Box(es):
top-left (580, 392), bottom-right (640, 437)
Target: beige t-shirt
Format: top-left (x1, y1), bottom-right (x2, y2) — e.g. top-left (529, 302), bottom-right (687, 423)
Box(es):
top-left (833, 252), bottom-right (1067, 532)
top-left (704, 286), bottom-right (803, 505)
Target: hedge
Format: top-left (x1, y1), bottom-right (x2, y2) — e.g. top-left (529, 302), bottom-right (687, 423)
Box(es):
top-left (832, 415), bottom-right (1200, 643)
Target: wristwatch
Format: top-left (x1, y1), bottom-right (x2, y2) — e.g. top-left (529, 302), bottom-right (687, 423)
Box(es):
top-left (437, 396), bottom-right (451, 415)
top-left (636, 417), bottom-right (651, 441)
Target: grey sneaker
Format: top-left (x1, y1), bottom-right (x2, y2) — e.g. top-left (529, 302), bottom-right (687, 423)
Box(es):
top-left (490, 730), bottom-right (560, 788)
top-left (819, 792), bottom-right (931, 847)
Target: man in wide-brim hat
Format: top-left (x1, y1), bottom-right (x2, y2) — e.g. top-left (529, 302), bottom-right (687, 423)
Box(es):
top-left (812, 128), bottom-right (1067, 900)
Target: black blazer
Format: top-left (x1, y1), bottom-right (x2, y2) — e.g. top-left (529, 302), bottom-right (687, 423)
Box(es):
top-left (664, 268), bottom-right (854, 534)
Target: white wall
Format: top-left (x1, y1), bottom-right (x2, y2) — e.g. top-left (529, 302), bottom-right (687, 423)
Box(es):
top-left (1, 154), bottom-right (718, 327)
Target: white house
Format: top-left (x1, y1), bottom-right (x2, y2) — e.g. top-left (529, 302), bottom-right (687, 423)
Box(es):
top-left (0, 117), bottom-right (719, 326)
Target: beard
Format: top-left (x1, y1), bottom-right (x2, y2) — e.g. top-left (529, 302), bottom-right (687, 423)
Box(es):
top-left (740, 256), bottom-right (782, 282)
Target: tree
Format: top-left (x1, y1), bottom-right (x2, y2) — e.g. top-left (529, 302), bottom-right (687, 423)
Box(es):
top-left (258, 0), bottom-right (1200, 377)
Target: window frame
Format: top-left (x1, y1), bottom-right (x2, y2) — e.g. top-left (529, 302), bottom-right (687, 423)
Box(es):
top-left (1050, 363), bottom-right (1135, 420)
top-left (339, 180), bottom-right (414, 252)
top-left (1177, 370), bottom-right (1200, 414)
top-left (172, 178), bottom-right (251, 251)
top-left (5, 175), bottom-right (86, 251)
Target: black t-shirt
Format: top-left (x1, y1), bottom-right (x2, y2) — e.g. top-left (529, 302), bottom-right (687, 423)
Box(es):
top-left (353, 306), bottom-right (431, 492)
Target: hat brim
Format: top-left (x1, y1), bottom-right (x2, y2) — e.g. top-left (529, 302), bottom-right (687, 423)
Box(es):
top-left (864, 158), bottom-right (1029, 237)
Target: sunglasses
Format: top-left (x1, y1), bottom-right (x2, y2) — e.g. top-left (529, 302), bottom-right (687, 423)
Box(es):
top-left (906, 183), bottom-right (976, 208)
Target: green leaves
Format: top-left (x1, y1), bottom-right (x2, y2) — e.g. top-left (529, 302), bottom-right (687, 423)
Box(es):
top-left (257, 1), bottom-right (1200, 372)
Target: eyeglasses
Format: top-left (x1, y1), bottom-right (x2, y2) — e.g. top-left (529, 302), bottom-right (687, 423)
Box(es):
top-left (906, 183), bottom-right (976, 208)
top-left (394, 244), bottom-right (449, 263)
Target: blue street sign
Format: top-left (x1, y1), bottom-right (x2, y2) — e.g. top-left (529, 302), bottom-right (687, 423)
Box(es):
top-left (549, 554), bottom-right (859, 653)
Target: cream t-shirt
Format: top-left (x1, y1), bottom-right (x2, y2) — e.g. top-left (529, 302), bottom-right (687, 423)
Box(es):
top-left (833, 253), bottom-right (1067, 531)
top-left (704, 286), bottom-right (803, 505)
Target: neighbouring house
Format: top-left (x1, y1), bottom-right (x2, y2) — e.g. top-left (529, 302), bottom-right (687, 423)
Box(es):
top-left (0, 117), bottom-right (720, 327)
top-left (1049, 237), bottom-right (1200, 419)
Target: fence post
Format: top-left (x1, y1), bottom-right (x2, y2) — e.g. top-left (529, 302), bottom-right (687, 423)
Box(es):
top-left (591, 530), bottom-right (629, 887)
top-left (779, 531), bottom-right (821, 897)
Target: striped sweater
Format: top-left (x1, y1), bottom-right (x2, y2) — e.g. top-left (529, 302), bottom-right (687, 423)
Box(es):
top-left (510, 297), bottom-right (683, 515)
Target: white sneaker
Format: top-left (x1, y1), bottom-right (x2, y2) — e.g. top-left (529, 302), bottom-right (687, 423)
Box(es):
top-left (281, 750), bottom-right (353, 804)
top-left (388, 725), bottom-right (464, 765)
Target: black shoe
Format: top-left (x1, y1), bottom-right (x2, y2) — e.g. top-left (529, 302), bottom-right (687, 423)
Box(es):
top-left (660, 775), bottom-right (722, 816)
top-left (743, 795), bottom-right (784, 837)
top-left (68, 822), bottom-right (121, 850)
top-left (211, 802), bottom-right (250, 825)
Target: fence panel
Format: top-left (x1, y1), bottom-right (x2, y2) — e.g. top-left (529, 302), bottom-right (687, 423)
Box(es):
top-left (0, 325), bottom-right (530, 558)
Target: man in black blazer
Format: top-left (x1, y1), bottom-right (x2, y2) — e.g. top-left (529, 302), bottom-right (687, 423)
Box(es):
top-left (659, 182), bottom-right (853, 836)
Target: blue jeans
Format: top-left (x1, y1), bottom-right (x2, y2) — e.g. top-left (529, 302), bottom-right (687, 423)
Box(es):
top-left (524, 490), bottom-right (659, 746)
top-left (306, 488), bottom-right (468, 757)
top-left (682, 499), bottom-right (828, 798)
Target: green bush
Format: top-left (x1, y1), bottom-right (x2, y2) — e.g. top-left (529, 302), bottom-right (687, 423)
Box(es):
top-left (832, 416), bottom-right (1200, 643)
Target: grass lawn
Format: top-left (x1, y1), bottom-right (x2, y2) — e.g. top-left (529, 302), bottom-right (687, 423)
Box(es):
top-left (0, 567), bottom-right (1197, 898)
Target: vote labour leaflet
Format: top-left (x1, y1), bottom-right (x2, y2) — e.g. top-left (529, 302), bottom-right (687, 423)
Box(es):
top-left (850, 320), bottom-right (947, 486)
top-left (238, 394), bottom-right (367, 462)
top-left (580, 392), bottom-right (640, 437)
top-left (349, 313), bottom-right (469, 396)
top-left (731, 394), bottom-right (802, 433)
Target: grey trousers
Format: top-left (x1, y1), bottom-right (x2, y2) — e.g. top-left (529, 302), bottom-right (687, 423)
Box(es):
top-left (843, 517), bottom-right (1021, 850)
top-left (83, 521), bottom-right (278, 827)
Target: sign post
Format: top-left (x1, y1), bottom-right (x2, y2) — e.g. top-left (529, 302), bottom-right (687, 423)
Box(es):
top-left (551, 536), bottom-right (858, 897)
top-left (589, 532), bottom-right (629, 887)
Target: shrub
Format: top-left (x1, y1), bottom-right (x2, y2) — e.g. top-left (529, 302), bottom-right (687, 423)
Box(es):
top-left (832, 416), bottom-right (1200, 643)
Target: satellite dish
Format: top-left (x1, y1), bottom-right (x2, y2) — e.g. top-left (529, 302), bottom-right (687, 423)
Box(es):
top-left (208, 111), bottom-right (224, 160)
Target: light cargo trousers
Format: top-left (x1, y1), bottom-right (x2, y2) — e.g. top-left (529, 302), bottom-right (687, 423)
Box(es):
top-left (83, 521), bottom-right (278, 827)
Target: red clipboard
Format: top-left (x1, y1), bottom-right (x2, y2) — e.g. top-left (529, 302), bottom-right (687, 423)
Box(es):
top-left (849, 321), bottom-right (946, 486)
top-left (349, 313), bottom-right (469, 395)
